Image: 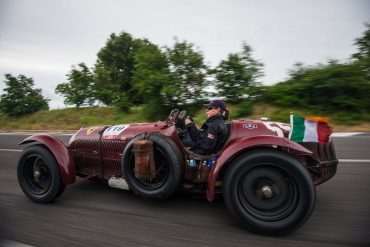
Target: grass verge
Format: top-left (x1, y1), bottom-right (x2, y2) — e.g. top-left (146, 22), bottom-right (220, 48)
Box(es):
top-left (0, 104), bottom-right (369, 132)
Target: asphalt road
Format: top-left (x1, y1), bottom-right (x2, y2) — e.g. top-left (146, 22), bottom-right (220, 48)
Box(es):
top-left (0, 132), bottom-right (369, 247)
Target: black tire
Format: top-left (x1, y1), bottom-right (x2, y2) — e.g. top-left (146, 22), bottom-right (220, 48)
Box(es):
top-left (223, 149), bottom-right (315, 235)
top-left (17, 144), bottom-right (65, 203)
top-left (55, 183), bottom-right (66, 199)
top-left (122, 133), bottom-right (184, 199)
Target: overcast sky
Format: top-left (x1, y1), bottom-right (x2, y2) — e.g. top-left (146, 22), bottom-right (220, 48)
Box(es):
top-left (0, 0), bottom-right (369, 109)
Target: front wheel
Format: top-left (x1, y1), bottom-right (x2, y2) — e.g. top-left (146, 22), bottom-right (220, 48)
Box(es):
top-left (17, 144), bottom-right (65, 203)
top-left (223, 149), bottom-right (315, 235)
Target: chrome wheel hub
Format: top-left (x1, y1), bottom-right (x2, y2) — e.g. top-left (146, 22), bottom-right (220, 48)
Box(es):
top-left (261, 185), bottom-right (273, 199)
top-left (34, 170), bottom-right (41, 179)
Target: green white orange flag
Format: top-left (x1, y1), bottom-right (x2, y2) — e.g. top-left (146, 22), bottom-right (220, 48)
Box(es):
top-left (289, 114), bottom-right (332, 143)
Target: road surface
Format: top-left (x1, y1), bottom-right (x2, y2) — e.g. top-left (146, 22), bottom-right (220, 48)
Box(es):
top-left (0, 132), bottom-right (369, 247)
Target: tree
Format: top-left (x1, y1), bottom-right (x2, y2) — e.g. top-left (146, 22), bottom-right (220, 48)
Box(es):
top-left (352, 23), bottom-right (370, 80)
top-left (352, 23), bottom-right (370, 61)
top-left (132, 42), bottom-right (171, 119)
top-left (264, 62), bottom-right (370, 114)
top-left (94, 32), bottom-right (147, 110)
top-left (165, 40), bottom-right (207, 105)
top-left (55, 63), bottom-right (95, 107)
top-left (0, 74), bottom-right (49, 116)
top-left (264, 25), bottom-right (370, 116)
top-left (287, 62), bottom-right (307, 80)
top-left (212, 43), bottom-right (263, 103)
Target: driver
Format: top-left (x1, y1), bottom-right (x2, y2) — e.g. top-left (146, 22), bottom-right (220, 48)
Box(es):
top-left (182, 99), bottom-right (229, 155)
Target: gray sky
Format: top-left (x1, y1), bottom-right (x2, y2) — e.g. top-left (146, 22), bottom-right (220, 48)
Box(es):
top-left (0, 0), bottom-right (369, 109)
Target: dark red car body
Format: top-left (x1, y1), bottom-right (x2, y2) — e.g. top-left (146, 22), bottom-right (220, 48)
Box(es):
top-left (18, 116), bottom-right (338, 235)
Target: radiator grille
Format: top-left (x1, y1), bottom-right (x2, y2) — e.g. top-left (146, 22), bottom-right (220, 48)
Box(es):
top-left (101, 139), bottom-right (126, 170)
top-left (300, 141), bottom-right (337, 161)
top-left (70, 138), bottom-right (127, 176)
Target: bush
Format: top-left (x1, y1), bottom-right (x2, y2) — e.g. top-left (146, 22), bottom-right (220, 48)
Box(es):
top-left (232, 100), bottom-right (253, 118)
top-left (263, 61), bottom-right (370, 114)
top-left (0, 74), bottom-right (49, 116)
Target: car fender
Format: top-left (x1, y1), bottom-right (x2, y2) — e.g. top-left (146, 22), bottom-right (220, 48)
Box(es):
top-left (20, 135), bottom-right (76, 185)
top-left (207, 135), bottom-right (312, 201)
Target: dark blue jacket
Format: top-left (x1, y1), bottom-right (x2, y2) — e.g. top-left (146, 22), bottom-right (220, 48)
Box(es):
top-left (186, 115), bottom-right (228, 155)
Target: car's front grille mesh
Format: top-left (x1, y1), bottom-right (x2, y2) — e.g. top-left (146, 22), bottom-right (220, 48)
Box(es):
top-left (70, 139), bottom-right (127, 176)
top-left (300, 142), bottom-right (337, 161)
top-left (70, 139), bottom-right (100, 170)
top-left (101, 139), bottom-right (126, 153)
top-left (101, 139), bottom-right (127, 171)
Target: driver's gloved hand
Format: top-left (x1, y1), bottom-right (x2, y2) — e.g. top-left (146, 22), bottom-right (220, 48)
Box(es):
top-left (185, 117), bottom-right (193, 126)
top-left (175, 119), bottom-right (185, 129)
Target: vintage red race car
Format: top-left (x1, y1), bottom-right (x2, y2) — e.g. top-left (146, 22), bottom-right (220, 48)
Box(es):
top-left (16, 109), bottom-right (338, 235)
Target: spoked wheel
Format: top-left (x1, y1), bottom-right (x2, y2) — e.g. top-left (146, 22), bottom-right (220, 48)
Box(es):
top-left (122, 133), bottom-right (183, 199)
top-left (17, 145), bottom-right (65, 203)
top-left (223, 149), bottom-right (315, 235)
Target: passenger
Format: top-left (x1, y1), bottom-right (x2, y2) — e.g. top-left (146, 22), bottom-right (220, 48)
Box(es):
top-left (182, 100), bottom-right (229, 155)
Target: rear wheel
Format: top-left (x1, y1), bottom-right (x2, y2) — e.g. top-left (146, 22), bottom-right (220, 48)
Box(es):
top-left (17, 145), bottom-right (65, 203)
top-left (223, 149), bottom-right (315, 235)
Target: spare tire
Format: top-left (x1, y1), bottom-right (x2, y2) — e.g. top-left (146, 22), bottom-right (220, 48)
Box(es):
top-left (122, 133), bottom-right (184, 199)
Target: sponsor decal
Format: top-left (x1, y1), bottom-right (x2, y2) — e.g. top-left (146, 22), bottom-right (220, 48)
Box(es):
top-left (243, 123), bottom-right (258, 129)
top-left (207, 133), bottom-right (215, 139)
top-left (103, 125), bottom-right (130, 139)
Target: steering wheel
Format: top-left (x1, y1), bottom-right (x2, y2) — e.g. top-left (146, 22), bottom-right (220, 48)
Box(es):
top-left (167, 108), bottom-right (180, 126)
top-left (178, 110), bottom-right (187, 120)
top-left (166, 109), bottom-right (189, 137)
top-left (176, 110), bottom-right (189, 137)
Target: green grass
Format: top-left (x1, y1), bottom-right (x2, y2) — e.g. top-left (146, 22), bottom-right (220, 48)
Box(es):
top-left (0, 106), bottom-right (147, 130)
top-left (0, 104), bottom-right (369, 131)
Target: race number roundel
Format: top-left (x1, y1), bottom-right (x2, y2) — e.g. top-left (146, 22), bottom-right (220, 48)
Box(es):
top-left (103, 125), bottom-right (130, 139)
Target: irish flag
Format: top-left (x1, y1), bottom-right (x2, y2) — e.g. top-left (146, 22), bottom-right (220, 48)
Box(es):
top-left (289, 114), bottom-right (332, 143)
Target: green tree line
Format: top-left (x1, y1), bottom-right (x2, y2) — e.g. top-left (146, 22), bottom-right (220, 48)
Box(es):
top-left (54, 33), bottom-right (263, 119)
top-left (1, 24), bottom-right (369, 121)
top-left (263, 23), bottom-right (370, 120)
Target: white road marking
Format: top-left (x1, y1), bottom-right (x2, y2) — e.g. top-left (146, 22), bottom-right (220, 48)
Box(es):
top-left (331, 132), bottom-right (363, 137)
top-left (0, 132), bottom-right (74, 136)
top-left (338, 159), bottom-right (370, 163)
top-left (0, 239), bottom-right (34, 247)
top-left (0, 149), bottom-right (22, 152)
